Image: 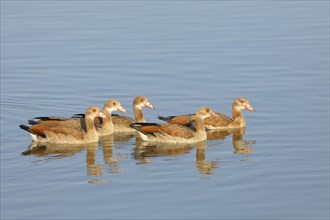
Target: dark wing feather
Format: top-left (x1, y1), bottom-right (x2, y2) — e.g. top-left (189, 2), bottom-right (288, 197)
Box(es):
top-left (158, 114), bottom-right (195, 125)
top-left (131, 123), bottom-right (194, 139)
top-left (71, 113), bottom-right (85, 118)
top-left (130, 123), bottom-right (160, 135)
top-left (34, 116), bottom-right (70, 121)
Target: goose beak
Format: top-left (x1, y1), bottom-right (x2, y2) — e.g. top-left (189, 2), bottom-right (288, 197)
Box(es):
top-left (98, 112), bottom-right (107, 119)
top-left (118, 105), bottom-right (127, 114)
top-left (145, 101), bottom-right (154, 109)
top-left (245, 104), bottom-right (256, 112)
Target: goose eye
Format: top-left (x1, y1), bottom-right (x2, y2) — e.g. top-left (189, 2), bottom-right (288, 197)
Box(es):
top-left (140, 99), bottom-right (144, 102)
top-left (112, 102), bottom-right (116, 105)
top-left (93, 109), bottom-right (96, 112)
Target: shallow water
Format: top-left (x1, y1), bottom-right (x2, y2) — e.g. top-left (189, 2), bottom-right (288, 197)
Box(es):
top-left (1, 1), bottom-right (329, 219)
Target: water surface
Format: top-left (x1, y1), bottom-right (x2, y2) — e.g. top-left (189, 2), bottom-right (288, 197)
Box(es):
top-left (1, 1), bottom-right (329, 219)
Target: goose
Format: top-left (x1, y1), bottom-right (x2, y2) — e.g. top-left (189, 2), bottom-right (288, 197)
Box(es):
top-left (19, 106), bottom-right (106, 144)
top-left (130, 107), bottom-right (215, 143)
top-left (112, 96), bottom-right (154, 133)
top-left (31, 100), bottom-right (127, 136)
top-left (158, 97), bottom-right (255, 129)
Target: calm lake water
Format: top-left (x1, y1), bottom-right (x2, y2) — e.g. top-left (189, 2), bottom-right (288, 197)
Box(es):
top-left (1, 1), bottom-right (329, 219)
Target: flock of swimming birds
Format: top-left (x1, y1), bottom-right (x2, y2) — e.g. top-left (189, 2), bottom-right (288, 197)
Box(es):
top-left (19, 96), bottom-right (255, 145)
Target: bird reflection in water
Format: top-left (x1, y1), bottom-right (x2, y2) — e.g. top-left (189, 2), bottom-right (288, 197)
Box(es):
top-left (112, 132), bottom-right (136, 143)
top-left (125, 127), bottom-right (175, 164)
top-left (133, 140), bottom-right (219, 175)
top-left (207, 127), bottom-right (255, 154)
top-left (22, 141), bottom-right (89, 159)
top-left (230, 128), bottom-right (256, 154)
top-left (21, 134), bottom-right (126, 184)
top-left (195, 141), bottom-right (219, 175)
top-left (21, 127), bottom-right (255, 180)
top-left (85, 142), bottom-right (102, 177)
top-left (99, 135), bottom-right (124, 174)
top-left (133, 140), bottom-right (194, 164)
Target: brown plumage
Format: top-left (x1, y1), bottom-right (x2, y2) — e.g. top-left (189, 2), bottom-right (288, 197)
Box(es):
top-left (113, 96), bottom-right (154, 133)
top-left (158, 97), bottom-right (255, 129)
top-left (30, 117), bottom-right (85, 128)
top-left (133, 123), bottom-right (195, 139)
top-left (158, 114), bottom-right (194, 126)
top-left (19, 106), bottom-right (106, 144)
top-left (130, 107), bottom-right (215, 143)
top-left (30, 100), bottom-right (127, 136)
top-left (203, 113), bottom-right (232, 129)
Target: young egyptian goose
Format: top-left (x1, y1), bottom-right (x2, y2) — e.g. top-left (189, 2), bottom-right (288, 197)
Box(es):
top-left (30, 100), bottom-right (127, 136)
top-left (81, 100), bottom-right (127, 136)
top-left (19, 106), bottom-right (106, 144)
top-left (95, 100), bottom-right (127, 136)
top-left (158, 97), bottom-right (255, 129)
top-left (112, 96), bottom-right (154, 133)
top-left (130, 107), bottom-right (215, 143)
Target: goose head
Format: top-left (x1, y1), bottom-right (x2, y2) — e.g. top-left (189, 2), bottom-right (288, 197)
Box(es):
top-left (196, 106), bottom-right (216, 119)
top-left (233, 97), bottom-right (256, 112)
top-left (86, 106), bottom-right (106, 120)
top-left (133, 96), bottom-right (154, 109)
top-left (103, 100), bottom-right (127, 115)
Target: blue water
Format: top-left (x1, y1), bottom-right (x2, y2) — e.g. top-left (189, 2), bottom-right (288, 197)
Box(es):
top-left (1, 1), bottom-right (329, 219)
